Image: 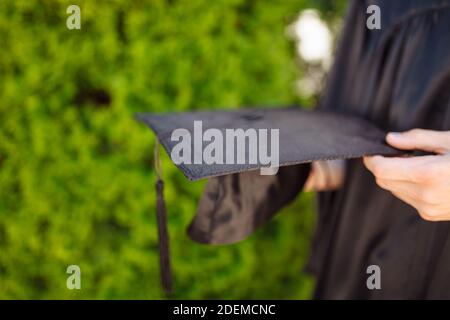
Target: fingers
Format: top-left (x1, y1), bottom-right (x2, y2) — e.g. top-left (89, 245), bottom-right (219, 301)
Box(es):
top-left (374, 177), bottom-right (449, 221)
top-left (386, 129), bottom-right (450, 154)
top-left (364, 143), bottom-right (450, 222)
top-left (364, 154), bottom-right (449, 183)
top-left (363, 155), bottom-right (435, 182)
top-left (375, 178), bottom-right (421, 200)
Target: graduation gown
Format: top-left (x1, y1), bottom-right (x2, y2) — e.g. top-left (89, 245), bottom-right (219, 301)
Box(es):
top-left (310, 0), bottom-right (450, 299)
top-left (139, 0), bottom-right (450, 299)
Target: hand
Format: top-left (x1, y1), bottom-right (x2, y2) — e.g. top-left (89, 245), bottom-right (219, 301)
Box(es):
top-left (304, 159), bottom-right (346, 192)
top-left (364, 129), bottom-right (450, 222)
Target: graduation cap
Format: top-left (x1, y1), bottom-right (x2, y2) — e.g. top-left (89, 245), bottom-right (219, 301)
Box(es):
top-left (136, 106), bottom-right (401, 294)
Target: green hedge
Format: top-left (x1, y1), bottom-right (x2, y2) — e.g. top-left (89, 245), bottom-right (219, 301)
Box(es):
top-left (0, 0), bottom-right (344, 299)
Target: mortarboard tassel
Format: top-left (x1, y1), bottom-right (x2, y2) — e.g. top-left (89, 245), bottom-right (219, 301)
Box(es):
top-left (154, 140), bottom-right (173, 295)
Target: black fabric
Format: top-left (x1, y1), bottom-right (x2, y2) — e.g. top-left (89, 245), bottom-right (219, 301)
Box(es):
top-left (188, 164), bottom-right (311, 244)
top-left (309, 0), bottom-right (450, 299)
top-left (137, 108), bottom-right (400, 181)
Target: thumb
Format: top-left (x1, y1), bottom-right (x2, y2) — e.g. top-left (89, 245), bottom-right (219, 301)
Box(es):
top-left (386, 129), bottom-right (450, 154)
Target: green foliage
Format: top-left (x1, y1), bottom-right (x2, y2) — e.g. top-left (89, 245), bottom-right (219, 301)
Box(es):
top-left (0, 0), bottom-right (345, 299)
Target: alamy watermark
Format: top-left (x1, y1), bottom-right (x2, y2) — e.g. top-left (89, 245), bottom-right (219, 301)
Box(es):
top-left (366, 5), bottom-right (381, 30)
top-left (66, 265), bottom-right (81, 289)
top-left (170, 121), bottom-right (280, 175)
top-left (66, 5), bottom-right (81, 30)
top-left (366, 264), bottom-right (381, 290)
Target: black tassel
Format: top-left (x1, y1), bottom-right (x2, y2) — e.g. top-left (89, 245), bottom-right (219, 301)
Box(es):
top-left (154, 141), bottom-right (172, 295)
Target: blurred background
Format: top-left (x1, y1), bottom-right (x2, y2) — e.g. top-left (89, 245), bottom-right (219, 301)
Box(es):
top-left (0, 0), bottom-right (347, 299)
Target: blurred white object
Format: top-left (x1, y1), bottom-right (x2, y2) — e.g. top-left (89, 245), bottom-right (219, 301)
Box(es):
top-left (288, 9), bottom-right (333, 67)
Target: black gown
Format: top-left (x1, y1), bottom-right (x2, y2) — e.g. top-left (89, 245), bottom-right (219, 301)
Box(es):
top-left (309, 0), bottom-right (450, 299)
top-left (141, 0), bottom-right (450, 298)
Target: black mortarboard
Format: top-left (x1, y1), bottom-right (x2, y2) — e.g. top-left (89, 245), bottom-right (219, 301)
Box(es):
top-left (136, 106), bottom-right (401, 294)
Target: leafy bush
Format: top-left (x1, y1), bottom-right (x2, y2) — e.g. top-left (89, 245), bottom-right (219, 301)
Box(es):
top-left (0, 0), bottom-right (344, 299)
